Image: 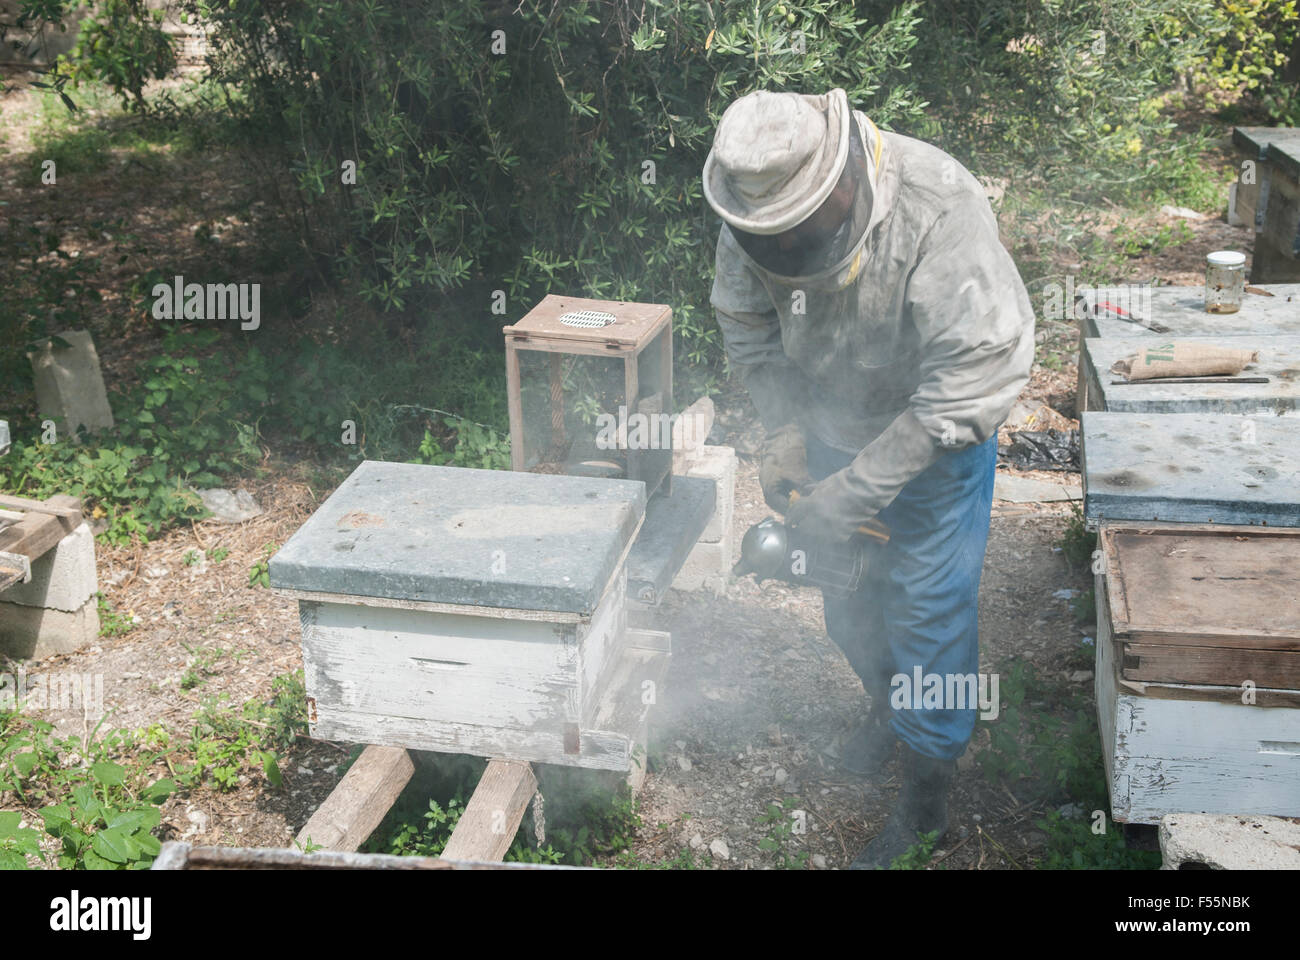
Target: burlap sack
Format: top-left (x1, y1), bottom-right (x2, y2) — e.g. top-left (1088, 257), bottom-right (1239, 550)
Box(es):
top-left (1110, 342), bottom-right (1259, 381)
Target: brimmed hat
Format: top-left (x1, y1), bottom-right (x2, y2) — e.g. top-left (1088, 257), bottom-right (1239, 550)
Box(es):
top-left (703, 88), bottom-right (851, 236)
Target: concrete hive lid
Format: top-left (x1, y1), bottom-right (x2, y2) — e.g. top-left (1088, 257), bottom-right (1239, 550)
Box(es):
top-left (270, 461), bottom-right (646, 616)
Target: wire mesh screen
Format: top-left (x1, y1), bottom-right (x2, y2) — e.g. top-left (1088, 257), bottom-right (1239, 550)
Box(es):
top-left (516, 351), bottom-right (630, 479)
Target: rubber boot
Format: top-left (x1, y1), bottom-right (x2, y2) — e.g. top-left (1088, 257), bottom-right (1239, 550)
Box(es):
top-left (838, 698), bottom-right (897, 776)
top-left (850, 745), bottom-right (955, 869)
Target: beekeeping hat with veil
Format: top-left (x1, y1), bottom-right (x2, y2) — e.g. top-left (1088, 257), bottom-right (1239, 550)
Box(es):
top-left (703, 88), bottom-right (877, 286)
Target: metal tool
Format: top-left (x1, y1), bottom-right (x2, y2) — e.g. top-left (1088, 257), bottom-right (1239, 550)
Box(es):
top-left (732, 492), bottom-right (890, 597)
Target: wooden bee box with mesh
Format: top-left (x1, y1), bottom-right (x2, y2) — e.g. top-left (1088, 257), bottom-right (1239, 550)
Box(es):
top-left (504, 296), bottom-right (673, 499)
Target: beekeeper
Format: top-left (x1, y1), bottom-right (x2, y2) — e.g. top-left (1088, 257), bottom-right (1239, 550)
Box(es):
top-left (704, 88), bottom-right (1035, 869)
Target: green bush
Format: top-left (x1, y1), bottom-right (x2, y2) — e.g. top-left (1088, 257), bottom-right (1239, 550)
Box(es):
top-left (174, 0), bottom-right (928, 380)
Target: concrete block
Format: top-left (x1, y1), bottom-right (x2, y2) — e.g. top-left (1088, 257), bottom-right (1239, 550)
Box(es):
top-left (0, 596), bottom-right (100, 659)
top-left (681, 445), bottom-right (736, 544)
top-left (671, 531), bottom-right (733, 596)
top-left (26, 330), bottom-right (115, 439)
top-left (1160, 813), bottom-right (1300, 870)
top-left (671, 397), bottom-right (715, 474)
top-left (0, 522), bottom-right (97, 611)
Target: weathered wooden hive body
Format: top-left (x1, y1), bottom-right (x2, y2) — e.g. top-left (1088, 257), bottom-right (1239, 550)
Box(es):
top-left (270, 461), bottom-right (665, 772)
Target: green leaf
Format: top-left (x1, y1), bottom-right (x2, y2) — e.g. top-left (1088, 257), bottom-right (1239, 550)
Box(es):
top-left (91, 760), bottom-right (127, 787)
top-left (141, 778), bottom-right (175, 802)
top-left (261, 751), bottom-right (282, 787)
top-left (91, 827), bottom-right (137, 864)
top-left (82, 850), bottom-right (116, 870)
top-left (11, 751), bottom-right (38, 776)
top-left (0, 850), bottom-right (28, 870)
top-left (0, 811), bottom-right (20, 837)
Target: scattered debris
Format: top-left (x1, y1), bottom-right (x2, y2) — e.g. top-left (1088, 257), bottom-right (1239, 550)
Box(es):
top-left (999, 429), bottom-right (1080, 471)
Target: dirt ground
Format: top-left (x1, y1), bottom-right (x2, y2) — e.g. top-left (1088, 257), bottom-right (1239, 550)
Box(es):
top-left (0, 75), bottom-right (1262, 867)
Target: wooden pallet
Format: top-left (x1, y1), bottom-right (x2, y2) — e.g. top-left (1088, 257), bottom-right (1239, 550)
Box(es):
top-left (0, 494), bottom-right (82, 592)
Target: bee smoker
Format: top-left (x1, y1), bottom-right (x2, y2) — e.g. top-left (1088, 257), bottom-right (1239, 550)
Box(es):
top-left (732, 495), bottom-right (890, 598)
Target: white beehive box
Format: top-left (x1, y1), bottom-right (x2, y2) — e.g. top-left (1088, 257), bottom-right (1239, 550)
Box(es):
top-left (271, 461), bottom-right (666, 772)
top-left (1094, 524), bottom-right (1300, 824)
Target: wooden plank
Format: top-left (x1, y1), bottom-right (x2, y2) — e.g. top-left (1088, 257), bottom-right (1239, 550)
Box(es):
top-left (1123, 641), bottom-right (1300, 688)
top-left (294, 745), bottom-right (414, 852)
top-left (441, 759), bottom-right (538, 862)
top-left (0, 494), bottom-right (82, 523)
top-left (152, 841), bottom-right (578, 870)
top-left (504, 295), bottom-right (671, 349)
top-left (506, 339), bottom-right (525, 472)
top-left (1101, 525), bottom-right (1300, 644)
top-left (275, 587), bottom-right (590, 623)
top-left (0, 495), bottom-right (82, 562)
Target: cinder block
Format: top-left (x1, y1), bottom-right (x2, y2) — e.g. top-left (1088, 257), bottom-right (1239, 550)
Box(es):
top-left (682, 445), bottom-right (736, 544)
top-left (671, 530), bottom-right (733, 596)
top-left (26, 330), bottom-right (115, 440)
top-left (0, 522), bottom-right (98, 612)
top-left (1160, 813), bottom-right (1300, 870)
top-left (0, 596), bottom-right (100, 659)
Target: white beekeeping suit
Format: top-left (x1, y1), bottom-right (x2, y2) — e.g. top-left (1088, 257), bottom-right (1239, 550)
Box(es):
top-left (706, 88), bottom-right (1035, 525)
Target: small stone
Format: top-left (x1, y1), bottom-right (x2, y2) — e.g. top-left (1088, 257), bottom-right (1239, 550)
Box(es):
top-left (689, 833), bottom-right (705, 850)
top-left (812, 854), bottom-right (827, 870)
top-left (123, 672), bottom-right (142, 680)
top-left (297, 767), bottom-right (313, 776)
top-left (709, 838), bottom-right (730, 861)
top-left (773, 767), bottom-right (788, 786)
top-left (1058, 802), bottom-right (1084, 819)
top-left (195, 487), bottom-right (263, 523)
top-left (676, 756), bottom-right (692, 772)
top-left (972, 813), bottom-right (983, 823)
top-left (1069, 670), bottom-right (1094, 683)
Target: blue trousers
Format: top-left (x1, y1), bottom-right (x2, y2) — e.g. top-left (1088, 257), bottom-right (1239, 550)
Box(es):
top-left (806, 432), bottom-right (997, 761)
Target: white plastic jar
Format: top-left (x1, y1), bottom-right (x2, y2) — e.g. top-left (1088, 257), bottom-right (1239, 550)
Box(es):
top-left (1205, 250), bottom-right (1246, 314)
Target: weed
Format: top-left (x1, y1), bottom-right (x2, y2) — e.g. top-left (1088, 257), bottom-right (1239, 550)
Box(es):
top-left (889, 830), bottom-right (940, 870)
top-left (95, 591), bottom-right (134, 637)
top-left (756, 797), bottom-right (809, 869)
top-left (1059, 502), bottom-right (1097, 573)
top-left (247, 542), bottom-right (275, 589)
top-left (0, 713), bottom-right (176, 869)
top-left (206, 546), bottom-right (229, 563)
top-left (182, 549), bottom-right (200, 566)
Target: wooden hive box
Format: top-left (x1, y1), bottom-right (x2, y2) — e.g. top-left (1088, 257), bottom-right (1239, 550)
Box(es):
top-left (1095, 523), bottom-right (1300, 824)
top-left (270, 461), bottom-right (667, 772)
top-left (1233, 126), bottom-right (1300, 283)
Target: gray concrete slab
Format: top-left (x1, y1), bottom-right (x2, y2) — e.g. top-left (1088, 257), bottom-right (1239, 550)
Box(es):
top-left (1080, 284), bottom-right (1300, 340)
top-left (1083, 335), bottom-right (1300, 414)
top-left (993, 473), bottom-right (1081, 503)
top-left (270, 461), bottom-right (646, 615)
top-left (625, 475), bottom-right (714, 604)
top-left (1082, 412), bottom-right (1300, 526)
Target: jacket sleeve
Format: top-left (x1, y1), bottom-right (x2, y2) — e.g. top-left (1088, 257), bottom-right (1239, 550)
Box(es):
top-left (710, 225), bottom-right (812, 431)
top-left (829, 194), bottom-right (1036, 517)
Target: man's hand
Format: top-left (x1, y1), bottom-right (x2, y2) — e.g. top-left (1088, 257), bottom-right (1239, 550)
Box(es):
top-left (759, 423), bottom-right (813, 513)
top-left (786, 467), bottom-right (872, 544)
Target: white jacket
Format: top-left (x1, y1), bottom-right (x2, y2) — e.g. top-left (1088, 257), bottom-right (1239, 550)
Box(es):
top-left (710, 116), bottom-right (1035, 516)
